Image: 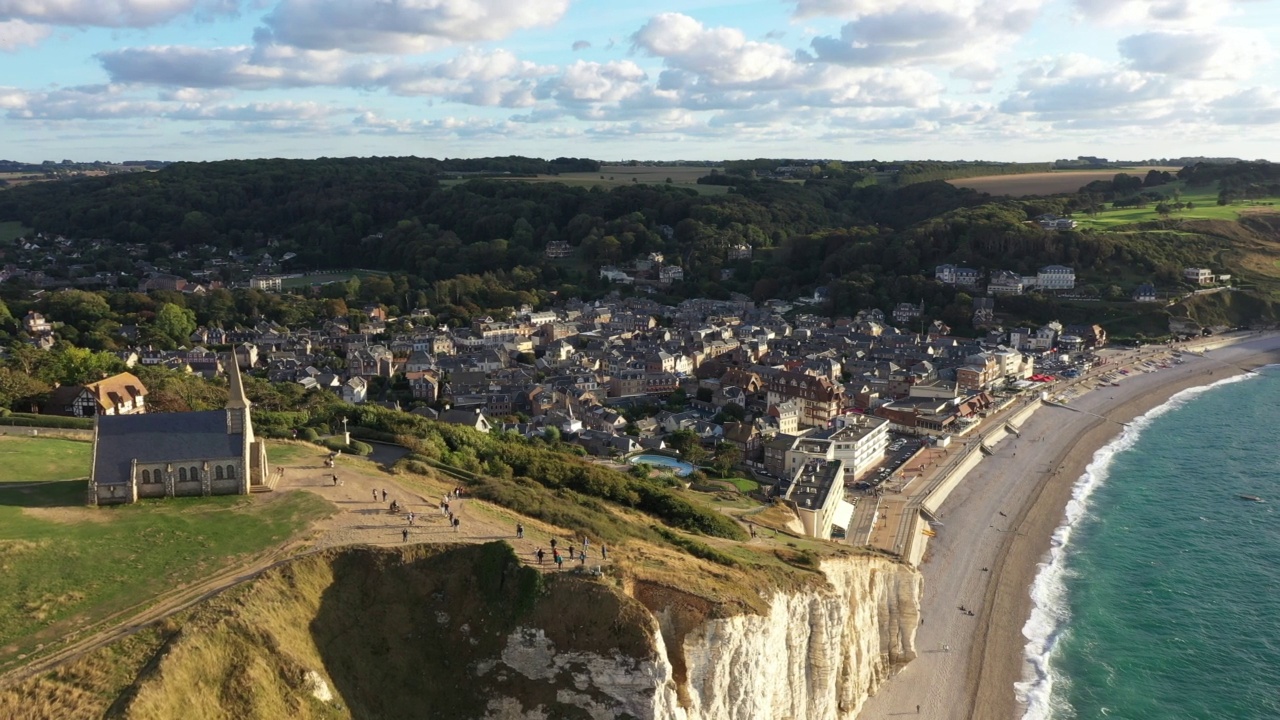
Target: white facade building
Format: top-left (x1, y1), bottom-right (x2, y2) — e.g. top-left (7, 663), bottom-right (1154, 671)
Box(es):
top-left (1037, 265), bottom-right (1076, 290)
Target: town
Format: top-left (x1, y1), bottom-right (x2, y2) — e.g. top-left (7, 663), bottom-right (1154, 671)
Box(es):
top-left (5, 234), bottom-right (1162, 550)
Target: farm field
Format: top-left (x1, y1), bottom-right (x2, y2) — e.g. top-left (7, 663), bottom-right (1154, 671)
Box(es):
top-left (442, 164), bottom-right (730, 195)
top-left (949, 167), bottom-right (1182, 196)
top-left (0, 436), bottom-right (92, 483)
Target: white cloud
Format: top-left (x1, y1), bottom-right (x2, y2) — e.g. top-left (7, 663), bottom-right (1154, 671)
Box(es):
top-left (1209, 88), bottom-right (1280, 125)
top-left (262, 0), bottom-right (572, 53)
top-left (1119, 30), bottom-right (1271, 80)
top-left (1073, 0), bottom-right (1240, 26)
top-left (805, 0), bottom-right (1043, 67)
top-left (541, 60), bottom-right (647, 104)
top-left (0, 83), bottom-right (349, 124)
top-left (352, 111), bottom-right (518, 137)
top-left (0, 0), bottom-right (236, 28)
top-left (633, 13), bottom-right (799, 87)
top-left (0, 18), bottom-right (49, 50)
top-left (99, 44), bottom-right (552, 106)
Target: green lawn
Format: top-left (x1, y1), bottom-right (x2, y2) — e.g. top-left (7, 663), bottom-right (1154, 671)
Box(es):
top-left (0, 483), bottom-right (332, 664)
top-left (266, 441), bottom-right (326, 467)
top-left (0, 436), bottom-right (92, 483)
top-left (0, 220), bottom-right (32, 245)
top-left (725, 477), bottom-right (761, 494)
top-left (1076, 183), bottom-right (1280, 228)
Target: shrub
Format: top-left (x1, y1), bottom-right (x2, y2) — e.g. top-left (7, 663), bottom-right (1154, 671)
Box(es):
top-left (651, 526), bottom-right (740, 567)
top-left (299, 427), bottom-right (320, 442)
top-left (0, 413), bottom-right (93, 429)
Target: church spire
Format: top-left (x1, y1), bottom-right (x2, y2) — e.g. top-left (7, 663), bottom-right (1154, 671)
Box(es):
top-left (226, 353), bottom-right (250, 410)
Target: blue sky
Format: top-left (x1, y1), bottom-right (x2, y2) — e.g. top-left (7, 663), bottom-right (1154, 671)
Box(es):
top-left (1, 0), bottom-right (1278, 162)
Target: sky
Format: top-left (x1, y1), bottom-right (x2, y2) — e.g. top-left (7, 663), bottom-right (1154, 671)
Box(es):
top-left (1, 0), bottom-right (1278, 163)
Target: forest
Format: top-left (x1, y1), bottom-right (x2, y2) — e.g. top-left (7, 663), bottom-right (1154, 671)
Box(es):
top-left (2, 157), bottom-right (1278, 334)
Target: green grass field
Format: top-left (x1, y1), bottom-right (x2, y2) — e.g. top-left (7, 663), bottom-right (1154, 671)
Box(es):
top-left (1075, 183), bottom-right (1280, 229)
top-left (0, 488), bottom-right (332, 661)
top-left (0, 437), bottom-right (333, 664)
top-left (278, 269), bottom-right (389, 290)
top-left (0, 436), bottom-right (92, 483)
top-left (0, 220), bottom-right (33, 244)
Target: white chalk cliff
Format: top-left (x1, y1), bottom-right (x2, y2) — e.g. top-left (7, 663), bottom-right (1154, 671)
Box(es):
top-left (490, 555), bottom-right (921, 720)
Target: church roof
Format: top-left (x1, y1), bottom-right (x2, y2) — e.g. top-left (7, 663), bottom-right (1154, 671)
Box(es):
top-left (93, 411), bottom-right (244, 484)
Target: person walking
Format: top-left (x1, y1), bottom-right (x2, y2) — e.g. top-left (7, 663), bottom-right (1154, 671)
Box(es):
top-left (600, 544), bottom-right (607, 560)
top-left (381, 489), bottom-right (387, 502)
top-left (402, 528), bottom-right (409, 542)
top-left (452, 517), bottom-right (460, 532)
top-left (916, 704), bottom-right (920, 714)
top-left (536, 548), bottom-right (545, 565)
top-left (550, 538), bottom-right (558, 552)
top-left (372, 489), bottom-right (378, 502)
top-left (516, 523), bottom-right (524, 539)
top-left (554, 553), bottom-right (563, 570)
top-left (579, 550), bottom-right (586, 565)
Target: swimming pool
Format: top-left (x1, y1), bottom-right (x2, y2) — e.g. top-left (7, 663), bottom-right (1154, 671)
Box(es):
top-left (628, 454), bottom-right (695, 476)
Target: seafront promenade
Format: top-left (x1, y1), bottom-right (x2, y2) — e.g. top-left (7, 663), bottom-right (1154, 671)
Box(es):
top-left (856, 330), bottom-right (1280, 720)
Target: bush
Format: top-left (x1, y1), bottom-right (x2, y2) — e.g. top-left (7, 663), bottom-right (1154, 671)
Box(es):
top-left (320, 438), bottom-right (373, 456)
top-left (299, 427), bottom-right (320, 442)
top-left (652, 526), bottom-right (740, 567)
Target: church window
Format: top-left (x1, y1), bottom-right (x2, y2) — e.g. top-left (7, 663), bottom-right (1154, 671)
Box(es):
top-left (142, 469), bottom-right (151, 483)
top-left (226, 465), bottom-right (236, 479)
top-left (190, 466), bottom-right (199, 480)
top-left (215, 466), bottom-right (224, 480)
top-left (179, 467), bottom-right (187, 482)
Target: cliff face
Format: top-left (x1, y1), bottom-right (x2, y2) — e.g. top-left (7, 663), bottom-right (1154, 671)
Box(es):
top-left (492, 554), bottom-right (922, 720)
top-left (4, 545), bottom-right (920, 720)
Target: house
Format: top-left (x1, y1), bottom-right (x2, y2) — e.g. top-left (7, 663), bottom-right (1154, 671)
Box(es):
top-left (44, 372), bottom-right (149, 417)
top-left (988, 270), bottom-right (1024, 296)
top-left (249, 276), bottom-right (283, 291)
top-left (23, 311), bottom-right (53, 335)
top-left (87, 357), bottom-right (268, 505)
top-left (727, 244), bottom-right (752, 261)
top-left (1133, 284), bottom-right (1158, 303)
top-left (1037, 265), bottom-right (1076, 291)
top-left (935, 264), bottom-right (981, 287)
top-left (545, 241), bottom-right (574, 258)
top-left (1036, 215), bottom-right (1078, 231)
top-left (340, 376), bottom-right (369, 404)
top-left (440, 408), bottom-right (492, 433)
top-left (892, 302), bottom-right (922, 325)
top-left (1183, 267), bottom-right (1215, 285)
top-left (972, 297), bottom-right (996, 326)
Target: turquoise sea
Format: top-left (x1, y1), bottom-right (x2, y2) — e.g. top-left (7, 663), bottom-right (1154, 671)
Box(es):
top-left (1017, 367), bottom-right (1280, 720)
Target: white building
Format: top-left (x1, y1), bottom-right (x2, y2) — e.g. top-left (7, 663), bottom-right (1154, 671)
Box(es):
top-left (1183, 268), bottom-right (1215, 285)
top-left (781, 414), bottom-right (889, 482)
top-left (249, 275), bottom-right (283, 292)
top-left (783, 459), bottom-right (846, 540)
top-left (988, 270), bottom-right (1024, 295)
top-left (1037, 265), bottom-right (1076, 290)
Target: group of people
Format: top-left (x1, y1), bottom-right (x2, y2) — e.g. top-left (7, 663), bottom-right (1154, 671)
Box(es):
top-left (533, 535), bottom-right (607, 570)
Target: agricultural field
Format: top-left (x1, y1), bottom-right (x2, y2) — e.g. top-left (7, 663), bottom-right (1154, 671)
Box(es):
top-left (949, 167), bottom-right (1182, 196)
top-left (0, 220), bottom-right (32, 244)
top-left (442, 164), bottom-right (730, 195)
top-left (0, 436), bottom-right (92, 483)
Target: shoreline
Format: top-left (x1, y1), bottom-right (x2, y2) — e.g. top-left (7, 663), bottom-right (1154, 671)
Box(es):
top-left (856, 332), bottom-right (1280, 720)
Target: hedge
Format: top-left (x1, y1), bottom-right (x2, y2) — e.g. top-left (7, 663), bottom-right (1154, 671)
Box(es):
top-left (0, 413), bottom-right (94, 429)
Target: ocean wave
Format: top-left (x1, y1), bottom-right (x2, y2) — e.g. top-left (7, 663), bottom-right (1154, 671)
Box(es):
top-left (1014, 369), bottom-right (1261, 720)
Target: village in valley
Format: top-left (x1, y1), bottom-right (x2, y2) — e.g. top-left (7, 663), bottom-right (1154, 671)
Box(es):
top-left (3, 226), bottom-right (1166, 550)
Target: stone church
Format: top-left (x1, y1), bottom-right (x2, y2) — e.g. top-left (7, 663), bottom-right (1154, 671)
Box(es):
top-left (88, 356), bottom-right (268, 505)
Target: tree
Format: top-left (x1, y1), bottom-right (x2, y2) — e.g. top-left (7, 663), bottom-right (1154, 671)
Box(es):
top-left (0, 366), bottom-right (50, 410)
top-left (711, 442), bottom-right (742, 477)
top-left (154, 303), bottom-right (197, 344)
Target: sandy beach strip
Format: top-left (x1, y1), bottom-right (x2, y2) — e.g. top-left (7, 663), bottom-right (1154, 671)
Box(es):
top-left (856, 332), bottom-right (1280, 720)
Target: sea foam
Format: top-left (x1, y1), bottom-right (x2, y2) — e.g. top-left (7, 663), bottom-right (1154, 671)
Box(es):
top-left (1014, 370), bottom-right (1261, 720)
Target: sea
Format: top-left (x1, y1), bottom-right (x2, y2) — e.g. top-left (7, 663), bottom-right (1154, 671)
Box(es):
top-left (1016, 366), bottom-right (1280, 720)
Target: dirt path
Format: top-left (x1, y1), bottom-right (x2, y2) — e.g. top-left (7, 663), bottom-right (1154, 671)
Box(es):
top-left (0, 456), bottom-right (600, 690)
